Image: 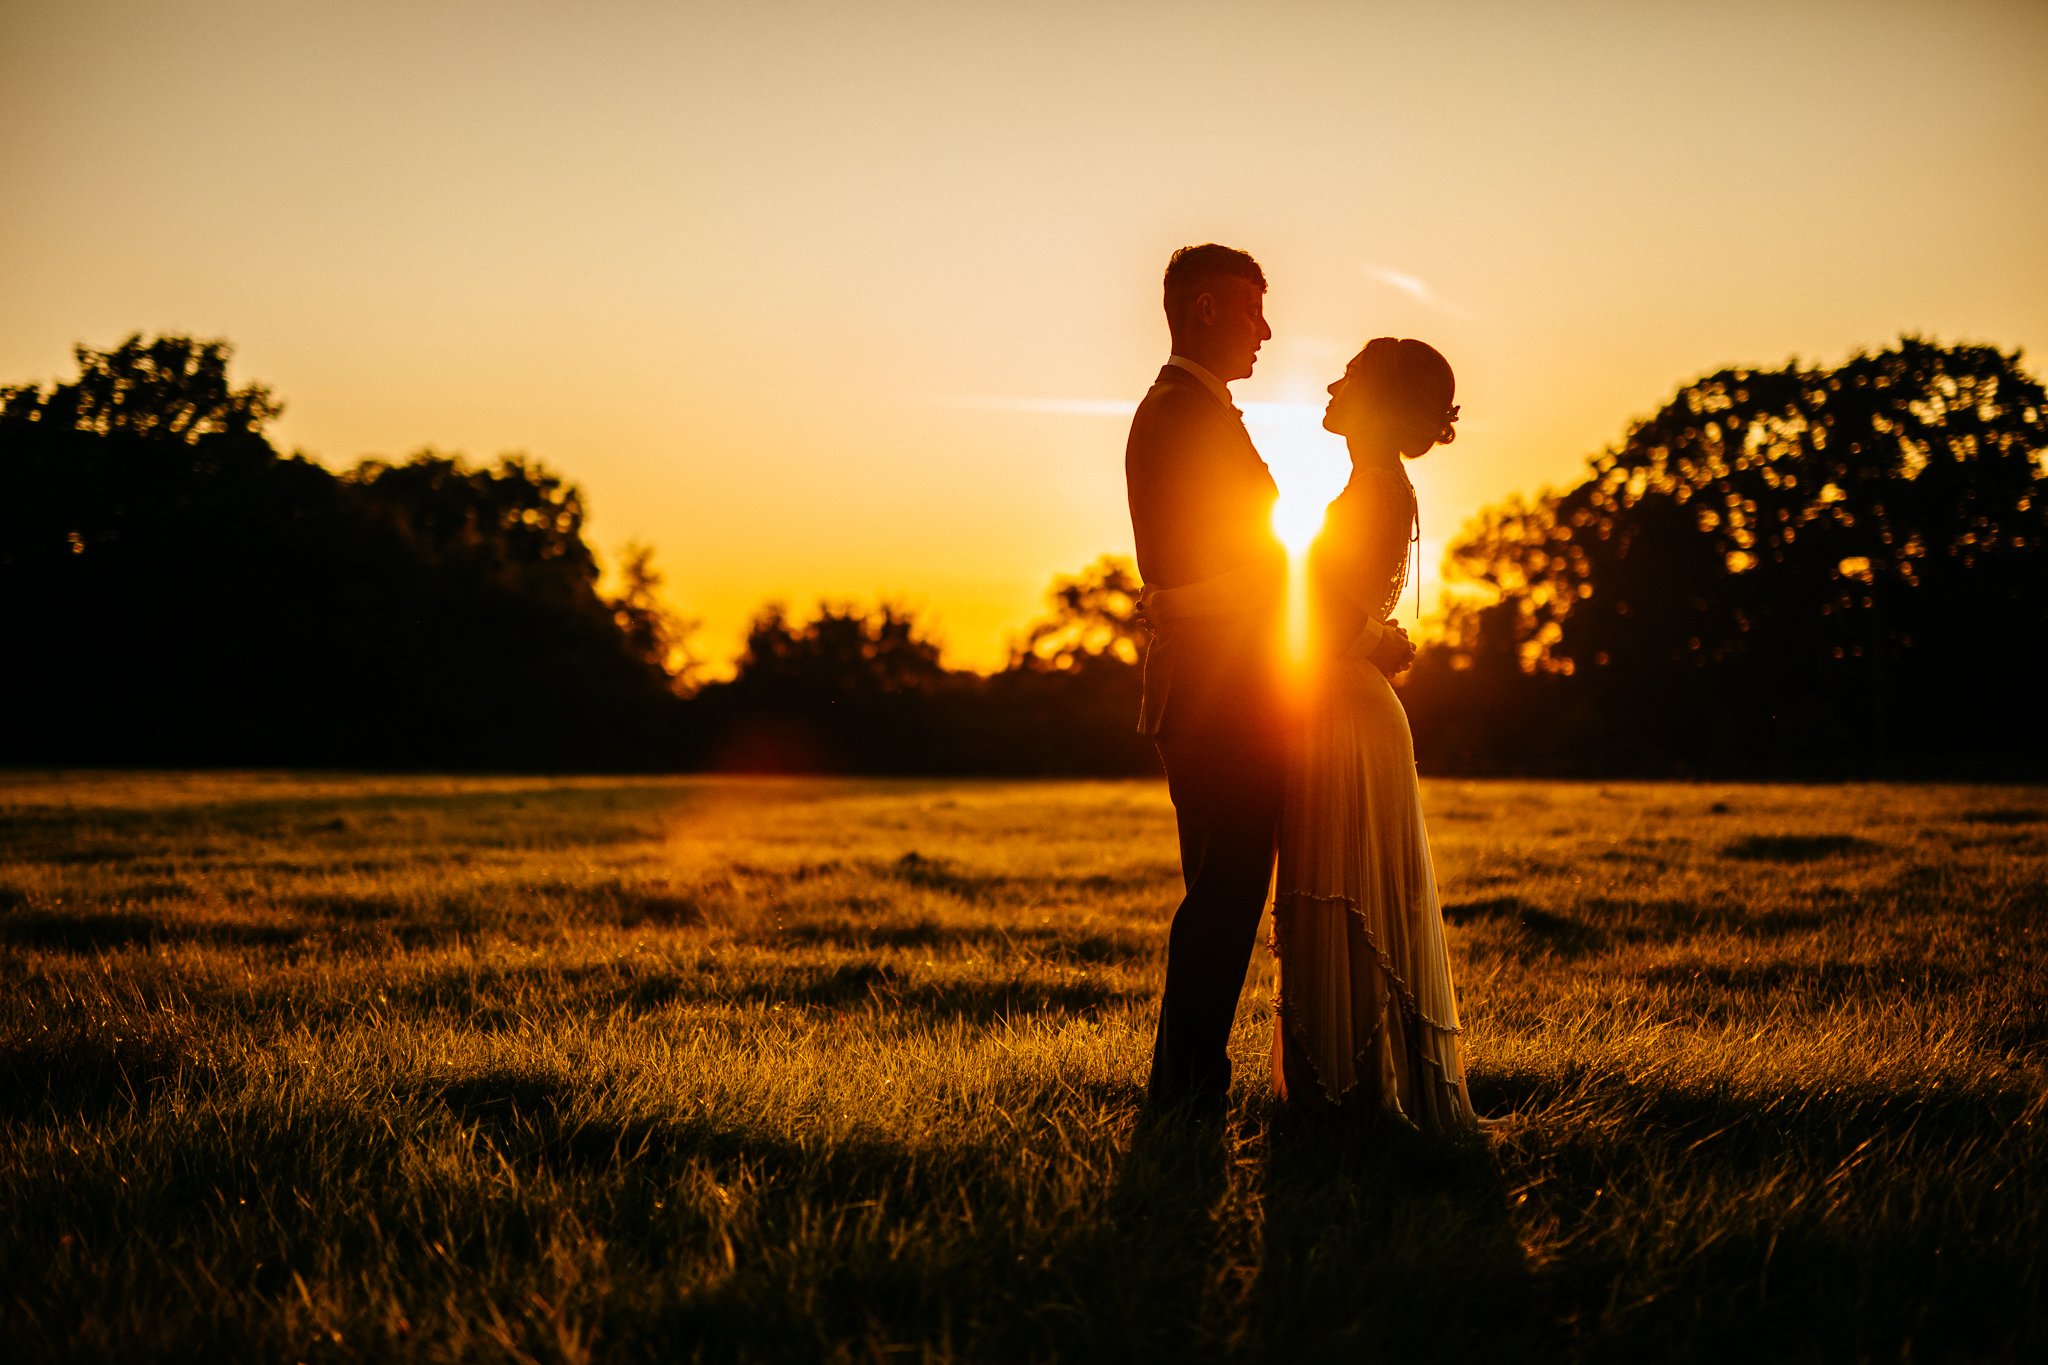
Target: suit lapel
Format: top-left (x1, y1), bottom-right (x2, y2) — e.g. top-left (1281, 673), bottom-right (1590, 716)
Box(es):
top-left (1155, 363), bottom-right (1238, 416)
top-left (1154, 364), bottom-right (1271, 491)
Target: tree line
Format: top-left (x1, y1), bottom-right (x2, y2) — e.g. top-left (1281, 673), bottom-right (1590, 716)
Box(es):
top-left (4, 335), bottom-right (2041, 776)
top-left (1405, 336), bottom-right (2047, 776)
top-left (0, 336), bottom-right (1149, 773)
top-left (1, 337), bottom-right (684, 768)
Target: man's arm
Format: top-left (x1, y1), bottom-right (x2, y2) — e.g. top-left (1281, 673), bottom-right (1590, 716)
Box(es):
top-left (1125, 387), bottom-right (1219, 588)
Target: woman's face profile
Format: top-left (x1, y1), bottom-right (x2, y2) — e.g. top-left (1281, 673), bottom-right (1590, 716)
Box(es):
top-left (1321, 351), bottom-right (1374, 436)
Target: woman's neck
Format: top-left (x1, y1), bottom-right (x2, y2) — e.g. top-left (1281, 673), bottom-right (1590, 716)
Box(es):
top-left (1346, 434), bottom-right (1404, 474)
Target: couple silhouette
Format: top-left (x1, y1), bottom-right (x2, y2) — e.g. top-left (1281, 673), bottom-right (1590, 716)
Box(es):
top-left (1126, 244), bottom-right (1479, 1129)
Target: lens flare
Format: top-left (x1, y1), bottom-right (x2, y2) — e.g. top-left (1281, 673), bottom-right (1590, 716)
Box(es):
top-left (1284, 541), bottom-right (1312, 662)
top-left (1251, 404), bottom-right (1343, 667)
top-left (1271, 492), bottom-right (1327, 557)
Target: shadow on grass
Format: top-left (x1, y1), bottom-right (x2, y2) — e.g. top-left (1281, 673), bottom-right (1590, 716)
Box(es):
top-left (1960, 807), bottom-right (2045, 826)
top-left (610, 888), bottom-right (710, 928)
top-left (388, 963), bottom-right (685, 1020)
top-left (876, 852), bottom-right (1163, 907)
top-left (1640, 959), bottom-right (1974, 1009)
top-left (746, 961), bottom-right (1139, 1020)
top-left (0, 906), bottom-right (305, 952)
top-left (1451, 895), bottom-right (1833, 960)
top-left (776, 918), bottom-right (1152, 965)
top-left (1442, 896), bottom-right (1609, 958)
top-left (1467, 1067), bottom-right (2045, 1361)
top-left (385, 958), bottom-right (1139, 1026)
top-left (884, 851), bottom-right (1008, 901)
top-left (0, 787), bottom-right (678, 874)
top-left (1246, 1105), bottom-right (1544, 1360)
top-left (1474, 1064), bottom-right (2038, 1145)
top-left (369, 1071), bottom-right (1544, 1361)
top-left (1721, 834), bottom-right (1882, 863)
top-left (628, 1088), bottom-right (1246, 1362)
top-left (414, 1064), bottom-right (576, 1127)
top-left (1080, 1108), bottom-right (1234, 1360)
top-left (0, 1021), bottom-right (199, 1119)
top-left (1584, 896), bottom-right (1829, 939)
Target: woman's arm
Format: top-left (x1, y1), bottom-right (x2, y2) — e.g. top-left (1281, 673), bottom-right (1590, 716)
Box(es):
top-left (1322, 478), bottom-right (1416, 668)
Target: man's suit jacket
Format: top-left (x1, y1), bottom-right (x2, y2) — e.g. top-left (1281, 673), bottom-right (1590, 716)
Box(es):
top-left (1125, 364), bottom-right (1287, 738)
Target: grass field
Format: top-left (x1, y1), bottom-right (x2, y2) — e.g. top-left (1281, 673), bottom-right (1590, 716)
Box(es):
top-left (2, 772), bottom-right (2044, 1363)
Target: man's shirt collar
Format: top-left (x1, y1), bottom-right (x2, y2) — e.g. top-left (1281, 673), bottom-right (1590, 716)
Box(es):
top-left (1166, 355), bottom-right (1238, 413)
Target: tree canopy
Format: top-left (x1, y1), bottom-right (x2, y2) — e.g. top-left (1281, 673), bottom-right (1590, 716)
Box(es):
top-left (1007, 555), bottom-right (1146, 674)
top-left (1, 336), bottom-right (688, 768)
top-left (1411, 337), bottom-right (2047, 775)
top-left (8, 333), bottom-right (2041, 777)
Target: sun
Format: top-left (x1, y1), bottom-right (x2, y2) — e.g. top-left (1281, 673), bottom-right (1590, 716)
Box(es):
top-left (1243, 400), bottom-right (1349, 661)
top-left (1271, 492), bottom-right (1328, 556)
top-left (1245, 401), bottom-right (1350, 556)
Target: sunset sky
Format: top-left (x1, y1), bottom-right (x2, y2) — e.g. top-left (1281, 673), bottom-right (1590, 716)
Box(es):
top-left (5, 0), bottom-right (2044, 673)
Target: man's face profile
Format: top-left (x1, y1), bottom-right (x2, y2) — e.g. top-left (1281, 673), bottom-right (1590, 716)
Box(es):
top-left (1202, 275), bottom-right (1270, 382)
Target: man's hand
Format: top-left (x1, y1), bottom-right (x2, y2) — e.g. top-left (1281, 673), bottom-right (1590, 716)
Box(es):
top-left (1368, 621), bottom-right (1416, 677)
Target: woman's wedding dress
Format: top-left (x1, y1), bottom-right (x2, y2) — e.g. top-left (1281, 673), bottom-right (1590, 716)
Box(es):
top-left (1270, 461), bottom-right (1479, 1128)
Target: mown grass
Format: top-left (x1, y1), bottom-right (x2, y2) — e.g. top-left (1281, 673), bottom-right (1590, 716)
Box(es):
top-left (2, 772), bottom-right (2043, 1363)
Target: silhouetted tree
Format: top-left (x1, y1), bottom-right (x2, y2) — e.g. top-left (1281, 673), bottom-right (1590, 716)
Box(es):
top-left (978, 556), bottom-right (1154, 774)
top-left (1007, 554), bottom-right (1146, 672)
top-left (734, 602), bottom-right (949, 698)
top-left (1, 335), bottom-right (690, 768)
top-left (4, 336), bottom-right (336, 762)
top-left (609, 543), bottom-right (700, 689)
top-left (688, 602), bottom-right (956, 771)
top-left (2, 334), bottom-right (282, 445)
top-left (684, 564), bottom-right (1159, 777)
top-left (1424, 338), bottom-right (2048, 775)
top-left (31, 334), bottom-right (2030, 779)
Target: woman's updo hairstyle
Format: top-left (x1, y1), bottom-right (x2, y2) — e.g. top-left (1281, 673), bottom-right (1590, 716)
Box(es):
top-left (1356, 337), bottom-right (1459, 455)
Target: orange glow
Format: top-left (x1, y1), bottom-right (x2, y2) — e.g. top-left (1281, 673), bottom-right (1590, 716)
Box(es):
top-left (3, 4), bottom-right (2042, 674)
top-left (1284, 544), bottom-right (1312, 663)
top-left (1271, 492), bottom-right (1327, 557)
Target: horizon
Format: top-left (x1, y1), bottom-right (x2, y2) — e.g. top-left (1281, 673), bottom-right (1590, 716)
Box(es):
top-left (5, 0), bottom-right (2044, 674)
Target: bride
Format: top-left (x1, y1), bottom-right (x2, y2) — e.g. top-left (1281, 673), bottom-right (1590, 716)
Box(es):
top-left (1270, 336), bottom-right (1479, 1128)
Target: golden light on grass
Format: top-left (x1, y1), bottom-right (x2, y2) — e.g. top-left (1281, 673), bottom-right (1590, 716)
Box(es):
top-left (8, 770), bottom-right (2043, 1359)
top-left (5, 770), bottom-right (2043, 1357)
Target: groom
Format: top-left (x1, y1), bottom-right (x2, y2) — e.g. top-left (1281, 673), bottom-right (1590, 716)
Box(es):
top-left (1126, 244), bottom-right (1412, 1115)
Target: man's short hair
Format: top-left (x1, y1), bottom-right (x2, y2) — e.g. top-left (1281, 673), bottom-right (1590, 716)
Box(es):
top-left (1163, 244), bottom-right (1266, 325)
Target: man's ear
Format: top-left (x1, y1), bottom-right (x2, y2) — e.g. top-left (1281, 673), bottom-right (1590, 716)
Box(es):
top-left (1191, 291), bottom-right (1217, 327)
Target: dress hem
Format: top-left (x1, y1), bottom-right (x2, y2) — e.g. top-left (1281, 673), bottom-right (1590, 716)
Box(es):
top-left (1270, 985), bottom-right (1473, 1116)
top-left (1269, 886), bottom-right (1463, 1036)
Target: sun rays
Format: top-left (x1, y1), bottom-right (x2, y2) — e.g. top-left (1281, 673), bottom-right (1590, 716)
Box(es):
top-left (1244, 400), bottom-right (1346, 557)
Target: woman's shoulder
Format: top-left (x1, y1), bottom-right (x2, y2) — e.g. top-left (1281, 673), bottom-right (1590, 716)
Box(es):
top-left (1317, 470), bottom-right (1411, 562)
top-left (1329, 467), bottom-right (1414, 522)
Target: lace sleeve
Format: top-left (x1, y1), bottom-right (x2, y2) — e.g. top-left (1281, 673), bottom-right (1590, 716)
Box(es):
top-left (1321, 471), bottom-right (1417, 624)
top-left (1375, 477), bottom-right (1419, 622)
